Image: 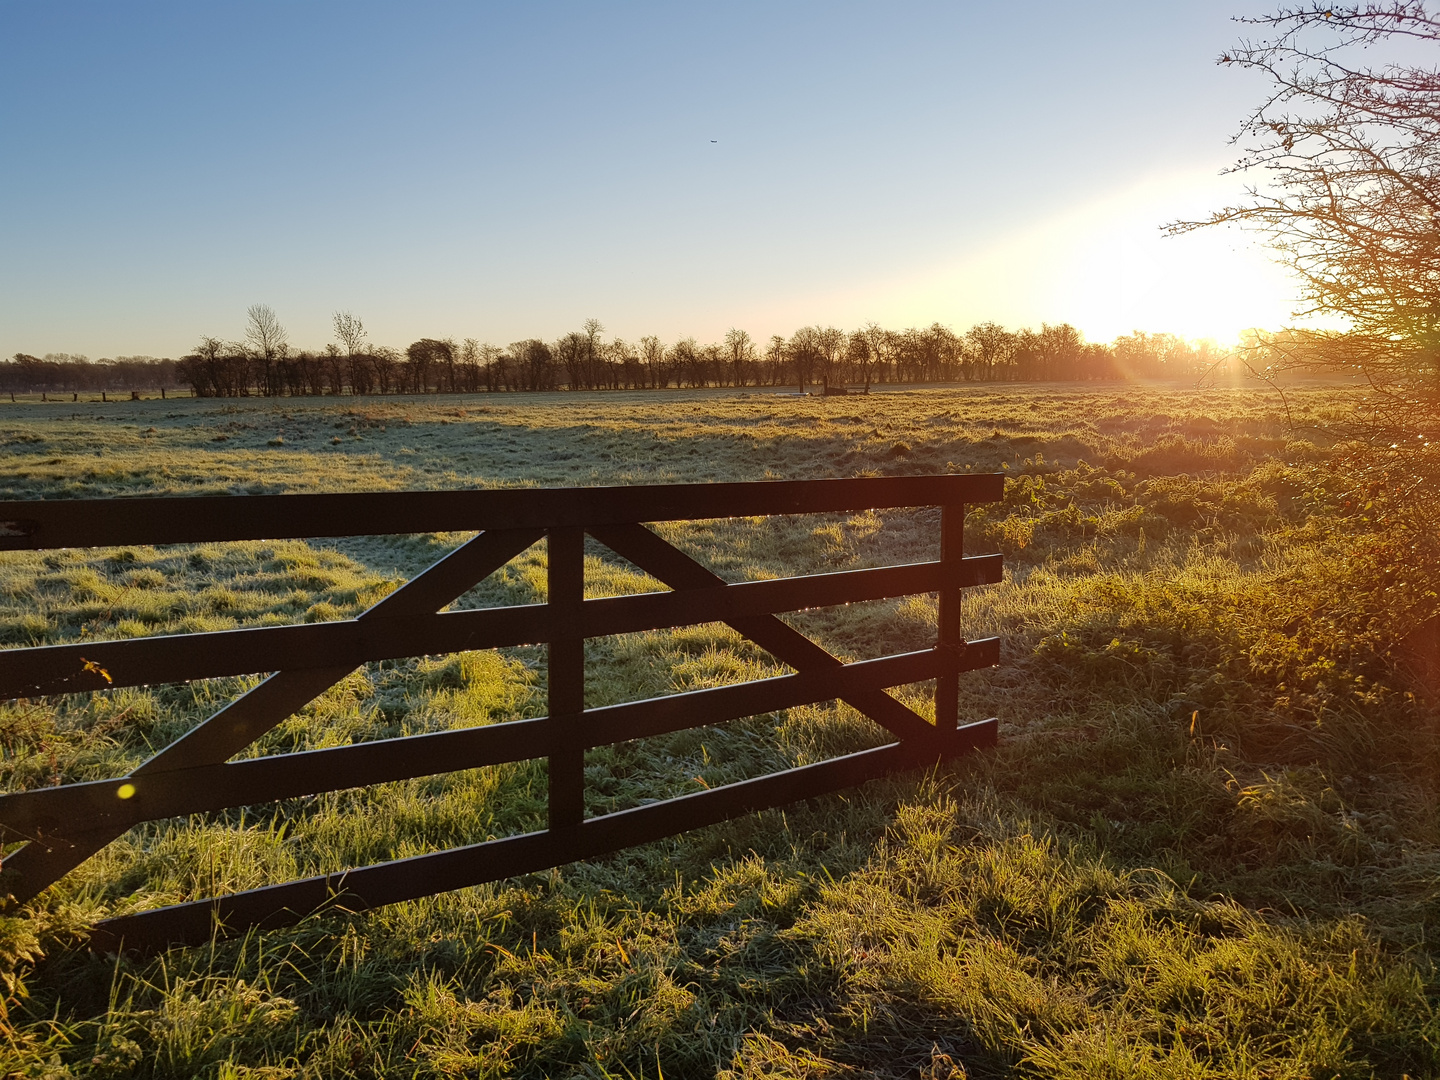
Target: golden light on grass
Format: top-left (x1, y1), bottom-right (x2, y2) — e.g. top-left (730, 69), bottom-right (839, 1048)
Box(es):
top-left (0, 386), bottom-right (1433, 1076)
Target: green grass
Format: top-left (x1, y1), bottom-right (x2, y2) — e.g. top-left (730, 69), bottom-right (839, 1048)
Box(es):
top-left (0, 386), bottom-right (1436, 1078)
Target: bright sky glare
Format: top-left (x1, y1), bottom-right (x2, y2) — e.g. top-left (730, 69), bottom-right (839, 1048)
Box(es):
top-left (0, 1), bottom-right (1302, 357)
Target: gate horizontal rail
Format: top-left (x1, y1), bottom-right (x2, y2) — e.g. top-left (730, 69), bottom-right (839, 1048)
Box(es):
top-left (0, 473), bottom-right (1004, 955)
top-left (0, 474), bottom-right (997, 549)
top-left (0, 555), bottom-right (1002, 698)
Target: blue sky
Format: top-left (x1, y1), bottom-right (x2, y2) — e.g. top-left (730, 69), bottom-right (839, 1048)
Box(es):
top-left (1, 2), bottom-right (1296, 357)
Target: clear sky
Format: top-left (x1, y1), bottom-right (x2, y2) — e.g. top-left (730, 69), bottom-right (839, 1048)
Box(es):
top-left (1, 1), bottom-right (1300, 358)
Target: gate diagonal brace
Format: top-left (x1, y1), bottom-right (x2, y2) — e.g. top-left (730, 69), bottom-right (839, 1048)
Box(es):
top-left (0, 527), bottom-right (542, 908)
top-left (587, 523), bottom-right (941, 744)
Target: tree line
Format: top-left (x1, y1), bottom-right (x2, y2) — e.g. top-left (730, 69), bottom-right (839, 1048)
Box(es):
top-left (4, 306), bottom-right (1229, 397)
top-left (172, 308), bottom-right (1229, 397)
top-left (0, 353), bottom-right (180, 394)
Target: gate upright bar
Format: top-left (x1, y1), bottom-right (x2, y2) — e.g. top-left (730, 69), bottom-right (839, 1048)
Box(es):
top-left (547, 527), bottom-right (586, 831)
top-left (935, 501), bottom-right (966, 730)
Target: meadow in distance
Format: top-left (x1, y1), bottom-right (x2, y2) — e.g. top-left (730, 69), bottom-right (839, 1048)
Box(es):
top-left (0, 381), bottom-right (1436, 1078)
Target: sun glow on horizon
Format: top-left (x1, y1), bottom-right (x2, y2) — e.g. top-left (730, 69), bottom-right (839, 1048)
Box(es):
top-left (756, 171), bottom-right (1324, 350)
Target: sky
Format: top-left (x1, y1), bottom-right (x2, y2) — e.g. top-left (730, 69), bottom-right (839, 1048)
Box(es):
top-left (0, 1), bottom-right (1304, 358)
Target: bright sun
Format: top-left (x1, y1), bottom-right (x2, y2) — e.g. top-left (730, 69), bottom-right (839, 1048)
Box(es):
top-left (806, 171), bottom-right (1319, 347)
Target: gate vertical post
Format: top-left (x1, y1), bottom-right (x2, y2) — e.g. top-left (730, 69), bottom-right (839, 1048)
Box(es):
top-left (547, 527), bottom-right (586, 830)
top-left (935, 502), bottom-right (965, 732)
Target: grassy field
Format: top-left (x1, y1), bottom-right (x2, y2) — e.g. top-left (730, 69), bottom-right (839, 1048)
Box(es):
top-left (0, 385), bottom-right (1436, 1079)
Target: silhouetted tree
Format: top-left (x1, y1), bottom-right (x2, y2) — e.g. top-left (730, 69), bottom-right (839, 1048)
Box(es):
top-left (333, 311), bottom-right (367, 357)
top-left (812, 327), bottom-right (846, 387)
top-left (582, 319), bottom-right (605, 389)
top-left (964, 322), bottom-right (1015, 381)
top-left (857, 323), bottom-right (896, 382)
top-left (724, 328), bottom-right (755, 387)
top-left (1035, 323), bottom-right (1085, 380)
top-left (405, 338), bottom-right (455, 393)
top-left (640, 336), bottom-right (666, 388)
top-left (788, 328), bottom-right (824, 391)
top-left (606, 338), bottom-right (637, 388)
top-left (509, 339), bottom-right (554, 391)
top-left (670, 337), bottom-right (701, 387)
top-left (1173, 1), bottom-right (1440, 453)
top-left (555, 331), bottom-right (587, 389)
top-left (373, 346), bottom-right (400, 394)
top-left (765, 335), bottom-right (788, 387)
top-left (245, 304), bottom-right (288, 396)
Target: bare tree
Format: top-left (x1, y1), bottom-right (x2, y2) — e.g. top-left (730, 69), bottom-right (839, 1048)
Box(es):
top-left (846, 330), bottom-right (873, 385)
top-left (965, 322), bottom-right (1017, 381)
top-left (724, 328), bottom-right (756, 387)
top-left (243, 304), bottom-right (288, 395)
top-left (459, 338), bottom-right (484, 392)
top-left (333, 311), bottom-right (367, 357)
top-left (322, 343), bottom-right (346, 394)
top-left (245, 304), bottom-right (288, 361)
top-left (1171, 2), bottom-right (1440, 448)
top-left (860, 323), bottom-right (896, 382)
top-left (372, 346), bottom-right (399, 394)
top-left (789, 327), bottom-right (826, 392)
top-left (582, 318), bottom-right (604, 350)
top-left (701, 342), bottom-right (725, 386)
top-left (814, 327), bottom-right (846, 387)
top-left (1112, 331), bottom-right (1197, 380)
top-left (1169, 1), bottom-right (1440, 615)
top-left (669, 337), bottom-right (701, 387)
top-left (441, 337), bottom-right (459, 391)
top-left (405, 338), bottom-right (455, 393)
top-left (606, 338), bottom-right (636, 388)
top-left (640, 335), bottom-right (666, 388)
top-left (473, 342), bottom-right (503, 391)
top-left (927, 324), bottom-right (964, 381)
top-left (556, 331), bottom-right (586, 389)
top-left (510, 339), bottom-right (554, 391)
top-left (1035, 323), bottom-right (1085, 381)
top-left (765, 335), bottom-right (788, 386)
top-left (181, 336), bottom-right (233, 397)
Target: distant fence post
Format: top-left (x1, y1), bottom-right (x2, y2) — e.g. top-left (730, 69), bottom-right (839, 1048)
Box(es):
top-left (935, 502), bottom-right (965, 730)
top-left (548, 527), bottom-right (586, 830)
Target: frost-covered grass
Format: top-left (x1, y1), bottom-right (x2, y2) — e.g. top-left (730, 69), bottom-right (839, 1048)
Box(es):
top-left (0, 384), bottom-right (1436, 1078)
